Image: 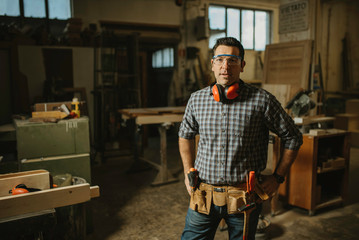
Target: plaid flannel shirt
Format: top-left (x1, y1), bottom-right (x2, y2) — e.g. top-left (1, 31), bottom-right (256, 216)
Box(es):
top-left (178, 80), bottom-right (303, 185)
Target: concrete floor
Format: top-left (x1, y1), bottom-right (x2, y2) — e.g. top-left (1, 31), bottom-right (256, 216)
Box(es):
top-left (88, 134), bottom-right (359, 240)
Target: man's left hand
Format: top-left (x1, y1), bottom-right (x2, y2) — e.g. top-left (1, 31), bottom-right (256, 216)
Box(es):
top-left (259, 174), bottom-right (280, 198)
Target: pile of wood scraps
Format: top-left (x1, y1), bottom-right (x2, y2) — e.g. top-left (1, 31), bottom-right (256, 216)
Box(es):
top-left (30, 101), bottom-right (85, 123)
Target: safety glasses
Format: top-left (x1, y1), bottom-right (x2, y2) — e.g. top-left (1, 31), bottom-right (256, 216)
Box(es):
top-left (212, 54), bottom-right (242, 66)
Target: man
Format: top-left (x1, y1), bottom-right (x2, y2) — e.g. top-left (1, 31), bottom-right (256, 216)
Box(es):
top-left (178, 37), bottom-right (303, 239)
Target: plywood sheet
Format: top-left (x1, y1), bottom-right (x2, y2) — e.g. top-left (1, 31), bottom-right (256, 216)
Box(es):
top-left (263, 40), bottom-right (313, 100)
top-left (262, 84), bottom-right (291, 108)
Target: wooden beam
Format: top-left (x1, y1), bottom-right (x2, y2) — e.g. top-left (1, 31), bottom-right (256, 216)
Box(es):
top-left (90, 186), bottom-right (100, 198)
top-left (136, 114), bottom-right (183, 125)
top-left (0, 183), bottom-right (97, 219)
top-left (32, 111), bottom-right (68, 119)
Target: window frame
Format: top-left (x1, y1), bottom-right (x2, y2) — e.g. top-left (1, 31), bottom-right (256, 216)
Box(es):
top-left (208, 4), bottom-right (272, 51)
top-left (0, 0), bottom-right (72, 20)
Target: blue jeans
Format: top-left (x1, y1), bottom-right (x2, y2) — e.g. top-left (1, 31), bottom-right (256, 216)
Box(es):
top-left (181, 203), bottom-right (262, 240)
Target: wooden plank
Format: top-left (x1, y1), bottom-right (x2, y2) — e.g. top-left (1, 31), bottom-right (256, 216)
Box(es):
top-left (0, 170), bottom-right (50, 197)
top-left (263, 40), bottom-right (313, 100)
top-left (136, 114), bottom-right (184, 125)
top-left (90, 186), bottom-right (100, 198)
top-left (119, 106), bottom-right (185, 117)
top-left (0, 183), bottom-right (91, 219)
top-left (31, 111), bottom-right (68, 119)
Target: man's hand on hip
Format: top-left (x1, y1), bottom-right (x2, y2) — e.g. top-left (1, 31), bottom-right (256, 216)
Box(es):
top-left (259, 175), bottom-right (280, 198)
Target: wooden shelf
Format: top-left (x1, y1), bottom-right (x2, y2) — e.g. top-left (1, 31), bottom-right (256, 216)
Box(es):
top-left (315, 196), bottom-right (343, 211)
top-left (278, 131), bottom-right (350, 215)
top-left (317, 166), bottom-right (345, 174)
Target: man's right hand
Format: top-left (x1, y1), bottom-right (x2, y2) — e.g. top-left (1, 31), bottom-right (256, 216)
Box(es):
top-left (184, 173), bottom-right (192, 195)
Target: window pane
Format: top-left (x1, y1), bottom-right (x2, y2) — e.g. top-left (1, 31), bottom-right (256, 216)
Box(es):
top-left (241, 10), bottom-right (254, 49)
top-left (255, 11), bottom-right (269, 51)
top-left (227, 8), bottom-right (240, 40)
top-left (152, 48), bottom-right (174, 68)
top-left (49, 0), bottom-right (71, 19)
top-left (163, 48), bottom-right (170, 67)
top-left (152, 51), bottom-right (161, 68)
top-left (209, 6), bottom-right (225, 30)
top-left (170, 48), bottom-right (174, 67)
top-left (24, 0), bottom-right (46, 18)
top-left (0, 0), bottom-right (20, 16)
top-left (209, 32), bottom-right (226, 49)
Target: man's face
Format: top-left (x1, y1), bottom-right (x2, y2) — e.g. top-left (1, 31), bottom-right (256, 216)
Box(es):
top-left (211, 45), bottom-right (245, 87)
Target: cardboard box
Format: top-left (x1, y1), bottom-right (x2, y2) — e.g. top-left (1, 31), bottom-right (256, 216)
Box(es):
top-left (334, 113), bottom-right (359, 131)
top-left (346, 99), bottom-right (359, 114)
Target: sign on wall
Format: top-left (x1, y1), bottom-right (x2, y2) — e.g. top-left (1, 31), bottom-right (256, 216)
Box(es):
top-left (279, 0), bottom-right (309, 34)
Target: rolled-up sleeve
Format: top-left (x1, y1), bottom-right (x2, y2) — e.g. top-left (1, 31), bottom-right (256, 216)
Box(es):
top-left (178, 95), bottom-right (199, 139)
top-left (264, 94), bottom-right (303, 150)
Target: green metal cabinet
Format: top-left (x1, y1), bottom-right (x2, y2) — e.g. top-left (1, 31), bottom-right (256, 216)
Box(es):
top-left (20, 153), bottom-right (91, 184)
top-left (15, 117), bottom-right (90, 160)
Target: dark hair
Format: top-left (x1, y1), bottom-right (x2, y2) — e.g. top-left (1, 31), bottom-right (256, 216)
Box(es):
top-left (212, 37), bottom-right (245, 60)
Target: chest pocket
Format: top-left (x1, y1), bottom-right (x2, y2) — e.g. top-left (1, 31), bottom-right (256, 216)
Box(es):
top-left (232, 109), bottom-right (262, 137)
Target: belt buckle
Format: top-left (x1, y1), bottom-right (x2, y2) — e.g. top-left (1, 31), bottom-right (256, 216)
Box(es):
top-left (213, 187), bottom-right (226, 192)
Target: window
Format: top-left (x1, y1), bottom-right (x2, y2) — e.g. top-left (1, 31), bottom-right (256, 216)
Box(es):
top-left (0, 0), bottom-right (20, 16)
top-left (48, 0), bottom-right (72, 20)
top-left (209, 5), bottom-right (271, 51)
top-left (0, 0), bottom-right (72, 19)
top-left (152, 48), bottom-right (174, 68)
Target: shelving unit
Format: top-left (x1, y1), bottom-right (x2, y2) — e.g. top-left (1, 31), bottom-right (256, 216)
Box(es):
top-left (278, 130), bottom-right (350, 215)
top-left (93, 31), bottom-right (141, 162)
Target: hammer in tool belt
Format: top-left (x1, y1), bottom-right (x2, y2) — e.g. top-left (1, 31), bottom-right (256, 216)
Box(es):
top-left (238, 171), bottom-right (256, 240)
top-left (187, 168), bottom-right (199, 191)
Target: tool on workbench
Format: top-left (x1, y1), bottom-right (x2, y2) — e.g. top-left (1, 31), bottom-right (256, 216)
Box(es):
top-left (70, 97), bottom-right (80, 118)
top-left (241, 171), bottom-right (257, 240)
top-left (9, 184), bottom-right (41, 195)
top-left (187, 168), bottom-right (199, 191)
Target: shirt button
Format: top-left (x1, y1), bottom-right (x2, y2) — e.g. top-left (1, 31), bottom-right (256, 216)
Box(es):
top-left (222, 145), bottom-right (225, 149)
top-left (222, 113), bottom-right (226, 117)
top-left (222, 129), bottom-right (225, 132)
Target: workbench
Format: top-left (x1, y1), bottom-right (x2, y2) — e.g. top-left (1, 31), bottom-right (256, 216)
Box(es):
top-left (119, 106), bottom-right (185, 186)
top-left (0, 170), bottom-right (99, 239)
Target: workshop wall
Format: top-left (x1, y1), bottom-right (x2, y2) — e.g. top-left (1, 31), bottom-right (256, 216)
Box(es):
top-left (70, 0), bottom-right (280, 102)
top-left (320, 0), bottom-right (359, 92)
top-left (18, 46), bottom-right (94, 134)
top-left (15, 0), bottom-right (359, 115)
top-left (73, 0), bottom-right (182, 28)
top-left (279, 0), bottom-right (359, 93)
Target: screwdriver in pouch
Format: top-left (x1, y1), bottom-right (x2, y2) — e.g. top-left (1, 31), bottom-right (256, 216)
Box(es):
top-left (187, 168), bottom-right (199, 191)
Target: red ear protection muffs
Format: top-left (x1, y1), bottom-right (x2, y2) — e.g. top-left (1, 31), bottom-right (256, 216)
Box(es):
top-left (9, 184), bottom-right (41, 195)
top-left (212, 82), bottom-right (239, 103)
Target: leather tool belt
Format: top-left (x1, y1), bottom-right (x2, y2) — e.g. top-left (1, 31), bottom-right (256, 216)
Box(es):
top-left (189, 182), bottom-right (269, 215)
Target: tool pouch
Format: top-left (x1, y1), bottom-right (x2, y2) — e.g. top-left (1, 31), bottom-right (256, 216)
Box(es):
top-left (213, 191), bottom-right (226, 207)
top-left (227, 187), bottom-right (247, 214)
top-left (189, 183), bottom-right (212, 215)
